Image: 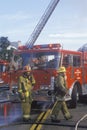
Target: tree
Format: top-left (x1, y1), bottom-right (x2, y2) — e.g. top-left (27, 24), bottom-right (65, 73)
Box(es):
top-left (0, 37), bottom-right (15, 61)
top-left (0, 37), bottom-right (10, 49)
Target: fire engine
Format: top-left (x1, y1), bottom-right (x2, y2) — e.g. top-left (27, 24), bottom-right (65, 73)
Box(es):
top-left (14, 43), bottom-right (87, 108)
top-left (1, 0), bottom-right (87, 108)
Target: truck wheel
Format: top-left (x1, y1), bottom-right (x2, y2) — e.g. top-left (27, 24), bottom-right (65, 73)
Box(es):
top-left (70, 85), bottom-right (78, 108)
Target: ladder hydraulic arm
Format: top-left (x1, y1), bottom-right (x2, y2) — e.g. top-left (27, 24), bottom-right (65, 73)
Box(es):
top-left (26, 0), bottom-right (60, 49)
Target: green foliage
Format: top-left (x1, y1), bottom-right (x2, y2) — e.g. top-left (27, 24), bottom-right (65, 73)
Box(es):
top-left (0, 37), bottom-right (10, 49)
top-left (0, 37), bottom-right (15, 61)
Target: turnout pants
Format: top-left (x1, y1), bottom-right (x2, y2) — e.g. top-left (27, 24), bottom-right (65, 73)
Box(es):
top-left (51, 100), bottom-right (71, 119)
top-left (21, 97), bottom-right (32, 120)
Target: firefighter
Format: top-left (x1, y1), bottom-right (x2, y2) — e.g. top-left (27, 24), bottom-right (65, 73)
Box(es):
top-left (18, 65), bottom-right (35, 121)
top-left (51, 66), bottom-right (72, 122)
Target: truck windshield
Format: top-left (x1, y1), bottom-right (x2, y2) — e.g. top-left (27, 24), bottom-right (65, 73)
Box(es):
top-left (15, 52), bottom-right (60, 70)
top-left (31, 52), bottom-right (58, 69)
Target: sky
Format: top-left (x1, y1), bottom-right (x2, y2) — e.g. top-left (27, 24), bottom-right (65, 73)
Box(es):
top-left (0, 0), bottom-right (87, 50)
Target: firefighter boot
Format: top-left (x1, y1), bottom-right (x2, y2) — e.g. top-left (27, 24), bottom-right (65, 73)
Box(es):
top-left (23, 115), bottom-right (31, 122)
top-left (65, 115), bottom-right (73, 120)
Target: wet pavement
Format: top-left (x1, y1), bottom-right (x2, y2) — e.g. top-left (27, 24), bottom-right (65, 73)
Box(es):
top-left (0, 90), bottom-right (22, 129)
top-left (0, 97), bottom-right (45, 129)
top-left (0, 102), bottom-right (22, 127)
top-left (0, 95), bottom-right (87, 130)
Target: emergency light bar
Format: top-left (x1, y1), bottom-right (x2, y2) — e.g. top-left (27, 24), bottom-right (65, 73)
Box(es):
top-left (18, 43), bottom-right (61, 50)
top-left (33, 43), bottom-right (61, 49)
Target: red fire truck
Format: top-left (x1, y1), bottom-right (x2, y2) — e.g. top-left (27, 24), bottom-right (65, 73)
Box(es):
top-left (14, 43), bottom-right (87, 108)
top-left (1, 0), bottom-right (87, 108)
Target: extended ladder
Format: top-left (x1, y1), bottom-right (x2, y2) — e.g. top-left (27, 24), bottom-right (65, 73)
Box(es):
top-left (26, 0), bottom-right (60, 49)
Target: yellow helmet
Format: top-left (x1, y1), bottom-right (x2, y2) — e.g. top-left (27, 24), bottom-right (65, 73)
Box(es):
top-left (23, 65), bottom-right (31, 72)
top-left (58, 66), bottom-right (66, 73)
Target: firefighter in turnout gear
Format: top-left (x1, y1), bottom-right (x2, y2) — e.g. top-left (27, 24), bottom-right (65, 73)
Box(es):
top-left (51, 66), bottom-right (72, 122)
top-left (18, 65), bottom-right (35, 121)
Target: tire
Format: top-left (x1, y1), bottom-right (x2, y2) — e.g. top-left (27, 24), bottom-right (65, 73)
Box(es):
top-left (70, 85), bottom-right (78, 108)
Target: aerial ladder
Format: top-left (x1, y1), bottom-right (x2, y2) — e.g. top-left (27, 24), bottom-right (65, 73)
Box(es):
top-left (26, 0), bottom-right (60, 49)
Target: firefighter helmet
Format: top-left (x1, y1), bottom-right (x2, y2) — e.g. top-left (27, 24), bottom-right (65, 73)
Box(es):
top-left (58, 66), bottom-right (66, 73)
top-left (23, 65), bottom-right (31, 72)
